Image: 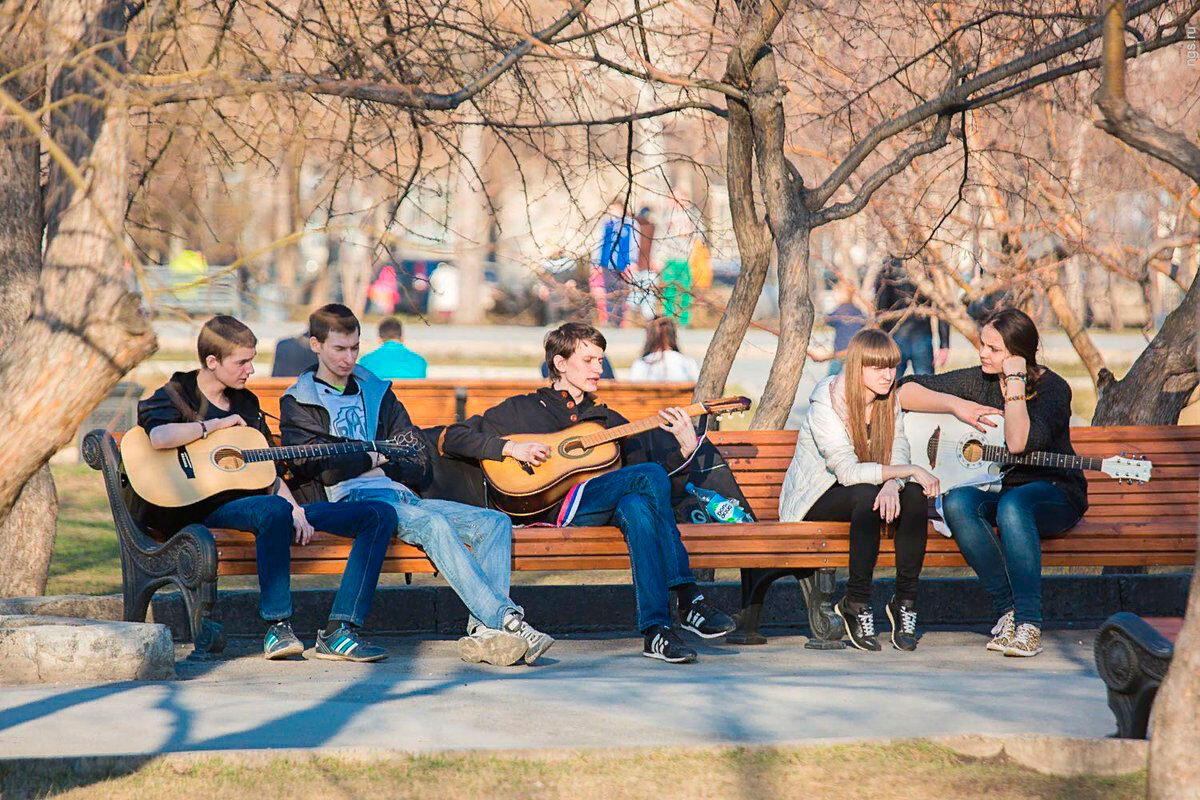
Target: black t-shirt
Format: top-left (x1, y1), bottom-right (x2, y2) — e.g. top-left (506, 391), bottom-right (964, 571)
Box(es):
top-left (900, 366), bottom-right (1087, 513)
top-left (134, 370), bottom-right (280, 532)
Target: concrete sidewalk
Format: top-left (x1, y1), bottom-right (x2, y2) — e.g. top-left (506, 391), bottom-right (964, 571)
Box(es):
top-left (0, 629), bottom-right (1115, 759)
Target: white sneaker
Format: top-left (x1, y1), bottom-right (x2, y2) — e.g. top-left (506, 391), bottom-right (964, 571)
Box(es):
top-left (1004, 623), bottom-right (1043, 658)
top-left (503, 614), bottom-right (555, 665)
top-left (987, 610), bottom-right (1016, 652)
top-left (458, 627), bottom-right (528, 666)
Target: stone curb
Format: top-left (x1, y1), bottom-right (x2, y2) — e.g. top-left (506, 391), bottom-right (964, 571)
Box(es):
top-left (0, 735), bottom-right (1148, 779)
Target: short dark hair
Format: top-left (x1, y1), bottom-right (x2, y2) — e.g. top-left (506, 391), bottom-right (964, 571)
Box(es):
top-left (309, 303), bottom-right (360, 343)
top-left (198, 315), bottom-right (257, 364)
top-left (378, 317), bottom-right (403, 341)
top-left (544, 322), bottom-right (607, 380)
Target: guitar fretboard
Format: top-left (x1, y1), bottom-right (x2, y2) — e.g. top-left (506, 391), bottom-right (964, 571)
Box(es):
top-left (979, 444), bottom-right (1102, 472)
top-left (239, 442), bottom-right (376, 463)
top-left (578, 402), bottom-right (709, 448)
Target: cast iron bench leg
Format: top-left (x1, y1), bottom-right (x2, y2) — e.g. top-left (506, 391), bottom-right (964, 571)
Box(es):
top-left (730, 567), bottom-right (846, 648)
top-left (1094, 612), bottom-right (1175, 739)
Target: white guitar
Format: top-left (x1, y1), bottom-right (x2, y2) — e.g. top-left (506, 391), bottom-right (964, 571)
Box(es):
top-left (903, 412), bottom-right (1153, 493)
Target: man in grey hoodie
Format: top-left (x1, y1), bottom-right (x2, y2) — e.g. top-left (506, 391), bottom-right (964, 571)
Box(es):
top-left (279, 304), bottom-right (553, 666)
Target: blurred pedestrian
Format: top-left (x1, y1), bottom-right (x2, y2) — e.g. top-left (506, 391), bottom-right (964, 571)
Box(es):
top-left (826, 280), bottom-right (867, 376)
top-left (630, 318), bottom-right (699, 382)
top-left (359, 317), bottom-right (428, 380)
top-left (874, 257), bottom-right (950, 376)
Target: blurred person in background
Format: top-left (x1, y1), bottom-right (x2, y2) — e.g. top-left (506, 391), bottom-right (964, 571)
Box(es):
top-left (359, 317), bottom-right (428, 380)
top-left (826, 279), bottom-right (867, 376)
top-left (428, 262), bottom-right (460, 323)
top-left (627, 207), bottom-right (661, 322)
top-left (594, 202), bottom-right (636, 327)
top-left (272, 330), bottom-right (319, 377)
top-left (874, 257), bottom-right (950, 376)
top-left (630, 317), bottom-right (699, 382)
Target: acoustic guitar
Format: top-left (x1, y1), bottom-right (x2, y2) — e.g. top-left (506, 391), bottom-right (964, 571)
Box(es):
top-left (481, 396), bottom-right (751, 516)
top-left (903, 412), bottom-right (1152, 492)
top-left (120, 425), bottom-right (424, 508)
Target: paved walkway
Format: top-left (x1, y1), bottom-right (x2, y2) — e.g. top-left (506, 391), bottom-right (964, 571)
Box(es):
top-left (0, 630), bottom-right (1115, 758)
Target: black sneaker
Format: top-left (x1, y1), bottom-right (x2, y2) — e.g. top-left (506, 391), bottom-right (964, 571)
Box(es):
top-left (642, 625), bottom-right (698, 664)
top-left (885, 596), bottom-right (918, 652)
top-left (680, 594), bottom-right (736, 639)
top-left (263, 621), bottom-right (303, 660)
top-left (834, 598), bottom-right (881, 651)
top-left (314, 625), bottom-right (388, 663)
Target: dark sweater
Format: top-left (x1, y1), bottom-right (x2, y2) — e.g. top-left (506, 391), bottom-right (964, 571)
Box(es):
top-left (135, 370), bottom-right (281, 531)
top-left (441, 387), bottom-right (686, 523)
top-left (900, 366), bottom-right (1087, 513)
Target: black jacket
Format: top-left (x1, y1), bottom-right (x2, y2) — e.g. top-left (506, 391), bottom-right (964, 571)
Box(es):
top-left (135, 370), bottom-right (281, 531)
top-left (441, 387), bottom-right (687, 522)
top-left (279, 366), bottom-right (432, 504)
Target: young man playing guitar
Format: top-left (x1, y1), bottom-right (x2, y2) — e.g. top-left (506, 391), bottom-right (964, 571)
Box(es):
top-left (443, 322), bottom-right (736, 664)
top-left (137, 315), bottom-right (398, 662)
top-left (278, 304), bottom-right (554, 666)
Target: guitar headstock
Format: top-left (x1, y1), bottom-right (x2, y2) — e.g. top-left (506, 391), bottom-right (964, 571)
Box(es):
top-left (1101, 452), bottom-right (1153, 484)
top-left (377, 430), bottom-right (426, 458)
top-left (703, 396), bottom-right (751, 421)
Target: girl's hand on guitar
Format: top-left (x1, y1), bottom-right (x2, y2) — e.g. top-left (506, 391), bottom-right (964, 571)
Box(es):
top-left (952, 398), bottom-right (1002, 432)
top-left (874, 481), bottom-right (900, 523)
top-left (660, 407), bottom-right (698, 458)
top-left (505, 441), bottom-right (551, 466)
top-left (907, 466), bottom-right (941, 497)
top-left (292, 505), bottom-right (315, 546)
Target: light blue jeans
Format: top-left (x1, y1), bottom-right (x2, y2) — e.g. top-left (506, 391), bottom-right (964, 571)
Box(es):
top-left (341, 488), bottom-right (521, 631)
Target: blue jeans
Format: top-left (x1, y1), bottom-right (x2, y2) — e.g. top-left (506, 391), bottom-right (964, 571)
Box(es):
top-left (204, 494), bottom-right (397, 627)
top-left (569, 463), bottom-right (696, 632)
top-left (342, 489), bottom-right (520, 631)
top-left (894, 327), bottom-right (935, 376)
top-left (941, 481), bottom-right (1081, 627)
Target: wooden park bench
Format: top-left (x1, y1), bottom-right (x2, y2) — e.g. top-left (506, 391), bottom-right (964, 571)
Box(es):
top-left (82, 424), bottom-right (1199, 657)
top-left (1094, 613), bottom-right (1185, 739)
top-left (246, 378), bottom-right (696, 429)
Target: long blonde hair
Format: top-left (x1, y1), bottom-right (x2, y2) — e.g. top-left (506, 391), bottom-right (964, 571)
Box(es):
top-left (842, 328), bottom-right (901, 464)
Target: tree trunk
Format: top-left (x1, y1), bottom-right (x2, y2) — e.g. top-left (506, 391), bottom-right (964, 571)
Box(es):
top-left (453, 123), bottom-right (488, 324)
top-left (1092, 271), bottom-right (1198, 424)
top-left (1147, 545), bottom-right (1200, 798)
top-left (0, 0), bottom-right (157, 541)
top-left (0, 35), bottom-right (58, 597)
top-left (1046, 277), bottom-right (1106, 387)
top-left (694, 97), bottom-right (772, 403)
top-left (754, 226), bottom-right (814, 428)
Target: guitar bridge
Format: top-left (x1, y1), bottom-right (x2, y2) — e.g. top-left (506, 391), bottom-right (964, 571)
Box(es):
top-left (927, 428), bottom-right (940, 469)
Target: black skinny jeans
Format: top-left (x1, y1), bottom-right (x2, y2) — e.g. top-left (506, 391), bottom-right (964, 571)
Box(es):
top-left (805, 482), bottom-right (929, 605)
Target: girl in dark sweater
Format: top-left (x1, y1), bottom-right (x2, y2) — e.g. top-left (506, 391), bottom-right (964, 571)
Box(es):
top-left (897, 308), bottom-right (1086, 658)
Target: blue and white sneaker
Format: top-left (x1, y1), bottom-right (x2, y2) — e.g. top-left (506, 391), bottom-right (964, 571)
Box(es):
top-left (263, 621), bottom-right (303, 660)
top-left (314, 624), bottom-right (388, 663)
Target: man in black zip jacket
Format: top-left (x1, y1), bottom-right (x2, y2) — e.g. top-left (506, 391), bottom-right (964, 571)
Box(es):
top-left (137, 315), bottom-right (396, 663)
top-left (442, 322), bottom-right (735, 664)
top-left (280, 304), bottom-right (554, 667)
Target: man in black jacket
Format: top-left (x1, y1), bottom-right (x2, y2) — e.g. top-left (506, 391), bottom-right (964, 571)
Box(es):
top-left (442, 322), bottom-right (735, 664)
top-left (137, 315), bottom-right (396, 662)
top-left (280, 304), bottom-right (553, 666)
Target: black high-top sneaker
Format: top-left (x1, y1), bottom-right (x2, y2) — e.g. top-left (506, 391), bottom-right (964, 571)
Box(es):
top-left (885, 596), bottom-right (918, 652)
top-left (834, 597), bottom-right (881, 651)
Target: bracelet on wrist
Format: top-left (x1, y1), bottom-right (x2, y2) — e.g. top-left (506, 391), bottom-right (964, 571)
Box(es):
top-left (1002, 372), bottom-right (1027, 384)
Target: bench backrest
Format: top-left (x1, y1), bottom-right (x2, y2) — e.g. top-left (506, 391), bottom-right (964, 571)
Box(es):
top-left (709, 425), bottom-right (1200, 525)
top-left (246, 378), bottom-right (695, 432)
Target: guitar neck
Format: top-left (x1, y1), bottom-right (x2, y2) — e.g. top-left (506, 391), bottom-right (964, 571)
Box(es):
top-left (979, 444), bottom-right (1103, 472)
top-left (578, 402), bottom-right (709, 448)
top-left (240, 441), bottom-right (375, 463)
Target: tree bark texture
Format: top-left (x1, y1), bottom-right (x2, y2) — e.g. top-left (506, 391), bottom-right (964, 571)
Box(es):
top-left (0, 31), bottom-right (58, 597)
top-left (0, 0), bottom-right (157, 549)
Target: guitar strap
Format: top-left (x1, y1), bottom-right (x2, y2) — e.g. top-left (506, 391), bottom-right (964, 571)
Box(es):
top-left (163, 382), bottom-right (201, 423)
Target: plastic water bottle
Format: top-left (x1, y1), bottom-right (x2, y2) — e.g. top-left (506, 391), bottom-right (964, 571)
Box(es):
top-left (686, 482), bottom-right (752, 524)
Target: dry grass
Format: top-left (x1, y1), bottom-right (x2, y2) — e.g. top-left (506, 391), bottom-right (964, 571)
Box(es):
top-left (0, 741), bottom-right (1147, 800)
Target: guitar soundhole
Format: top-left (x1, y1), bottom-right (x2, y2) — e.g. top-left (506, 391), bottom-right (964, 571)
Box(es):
top-left (558, 438), bottom-right (590, 459)
top-left (961, 440), bottom-right (984, 465)
top-left (211, 447), bottom-right (247, 472)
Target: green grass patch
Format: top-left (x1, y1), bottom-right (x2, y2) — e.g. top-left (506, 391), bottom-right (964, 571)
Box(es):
top-left (0, 741), bottom-right (1147, 800)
